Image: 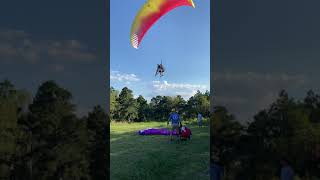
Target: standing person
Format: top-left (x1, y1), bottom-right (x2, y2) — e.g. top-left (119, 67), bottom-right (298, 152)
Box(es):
top-left (197, 113), bottom-right (203, 127)
top-left (211, 157), bottom-right (224, 180)
top-left (280, 158), bottom-right (295, 180)
top-left (167, 109), bottom-right (180, 141)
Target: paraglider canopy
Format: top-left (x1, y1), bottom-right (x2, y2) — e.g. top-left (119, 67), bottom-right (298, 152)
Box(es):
top-left (130, 0), bottom-right (195, 49)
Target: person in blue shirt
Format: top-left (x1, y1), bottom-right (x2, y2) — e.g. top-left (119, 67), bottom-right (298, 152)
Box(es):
top-left (167, 109), bottom-right (180, 141)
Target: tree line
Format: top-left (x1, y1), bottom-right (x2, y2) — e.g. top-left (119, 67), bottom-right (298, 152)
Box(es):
top-left (110, 87), bottom-right (210, 122)
top-left (212, 90), bottom-right (320, 179)
top-left (4, 78), bottom-right (319, 179)
top-left (0, 80), bottom-right (108, 180)
top-left (0, 80), bottom-right (209, 179)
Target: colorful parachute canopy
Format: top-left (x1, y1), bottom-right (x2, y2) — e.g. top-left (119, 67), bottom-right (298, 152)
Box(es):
top-left (130, 0), bottom-right (195, 49)
top-left (138, 128), bottom-right (179, 135)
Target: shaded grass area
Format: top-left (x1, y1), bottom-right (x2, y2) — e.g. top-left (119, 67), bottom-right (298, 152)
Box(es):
top-left (110, 121), bottom-right (209, 180)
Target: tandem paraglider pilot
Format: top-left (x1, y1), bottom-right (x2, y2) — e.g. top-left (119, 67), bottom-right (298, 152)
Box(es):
top-left (167, 108), bottom-right (181, 141)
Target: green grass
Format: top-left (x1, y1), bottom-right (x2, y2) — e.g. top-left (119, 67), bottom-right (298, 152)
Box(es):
top-left (110, 120), bottom-right (209, 180)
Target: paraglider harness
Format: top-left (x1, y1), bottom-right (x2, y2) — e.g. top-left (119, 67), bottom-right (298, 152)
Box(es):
top-left (155, 62), bottom-right (165, 77)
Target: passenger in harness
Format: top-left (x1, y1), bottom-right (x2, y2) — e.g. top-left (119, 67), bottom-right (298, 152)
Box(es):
top-left (155, 62), bottom-right (165, 77)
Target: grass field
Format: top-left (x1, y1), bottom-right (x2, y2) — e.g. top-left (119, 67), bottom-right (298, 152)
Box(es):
top-left (110, 120), bottom-right (210, 180)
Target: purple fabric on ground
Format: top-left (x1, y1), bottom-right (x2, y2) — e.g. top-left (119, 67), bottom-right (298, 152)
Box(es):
top-left (138, 128), bottom-right (178, 136)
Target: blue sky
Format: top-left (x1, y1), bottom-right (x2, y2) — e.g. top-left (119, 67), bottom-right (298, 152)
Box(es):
top-left (3, 0), bottom-right (319, 121)
top-left (110, 0), bottom-right (210, 101)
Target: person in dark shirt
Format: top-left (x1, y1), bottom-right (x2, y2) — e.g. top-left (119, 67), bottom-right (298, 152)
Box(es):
top-left (155, 63), bottom-right (165, 77)
top-left (211, 159), bottom-right (224, 180)
top-left (280, 158), bottom-right (295, 180)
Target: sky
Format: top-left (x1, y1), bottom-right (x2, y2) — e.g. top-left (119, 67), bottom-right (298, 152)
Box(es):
top-left (213, 0), bottom-right (320, 122)
top-left (110, 0), bottom-right (210, 101)
top-left (2, 0), bottom-right (319, 122)
top-left (0, 0), bottom-right (107, 116)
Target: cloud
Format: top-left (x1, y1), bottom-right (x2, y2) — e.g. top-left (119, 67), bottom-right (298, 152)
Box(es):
top-left (50, 64), bottom-right (65, 72)
top-left (110, 70), bottom-right (140, 83)
top-left (152, 80), bottom-right (207, 90)
top-left (0, 29), bottom-right (96, 64)
top-left (215, 96), bottom-right (248, 105)
top-left (213, 71), bottom-right (306, 84)
top-left (150, 80), bottom-right (209, 100)
top-left (213, 71), bottom-right (308, 122)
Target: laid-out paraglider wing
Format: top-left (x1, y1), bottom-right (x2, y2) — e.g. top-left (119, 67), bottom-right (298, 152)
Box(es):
top-left (130, 0), bottom-right (195, 49)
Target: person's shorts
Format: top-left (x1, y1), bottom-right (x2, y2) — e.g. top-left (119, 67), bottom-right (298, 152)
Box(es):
top-left (171, 123), bottom-right (180, 131)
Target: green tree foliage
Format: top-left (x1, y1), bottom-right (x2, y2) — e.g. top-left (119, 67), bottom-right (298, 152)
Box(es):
top-left (149, 95), bottom-right (164, 120)
top-left (87, 105), bottom-right (108, 180)
top-left (110, 87), bottom-right (210, 122)
top-left (155, 96), bottom-right (175, 121)
top-left (136, 95), bottom-right (148, 122)
top-left (211, 106), bottom-right (244, 179)
top-left (172, 95), bottom-right (187, 118)
top-left (0, 80), bottom-right (30, 179)
top-left (110, 87), bottom-right (119, 119)
top-left (213, 89), bottom-right (320, 179)
top-left (187, 90), bottom-right (210, 119)
top-left (25, 81), bottom-right (89, 180)
top-left (4, 79), bottom-right (320, 179)
top-left (115, 87), bottom-right (138, 122)
top-left (0, 80), bottom-right (111, 179)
